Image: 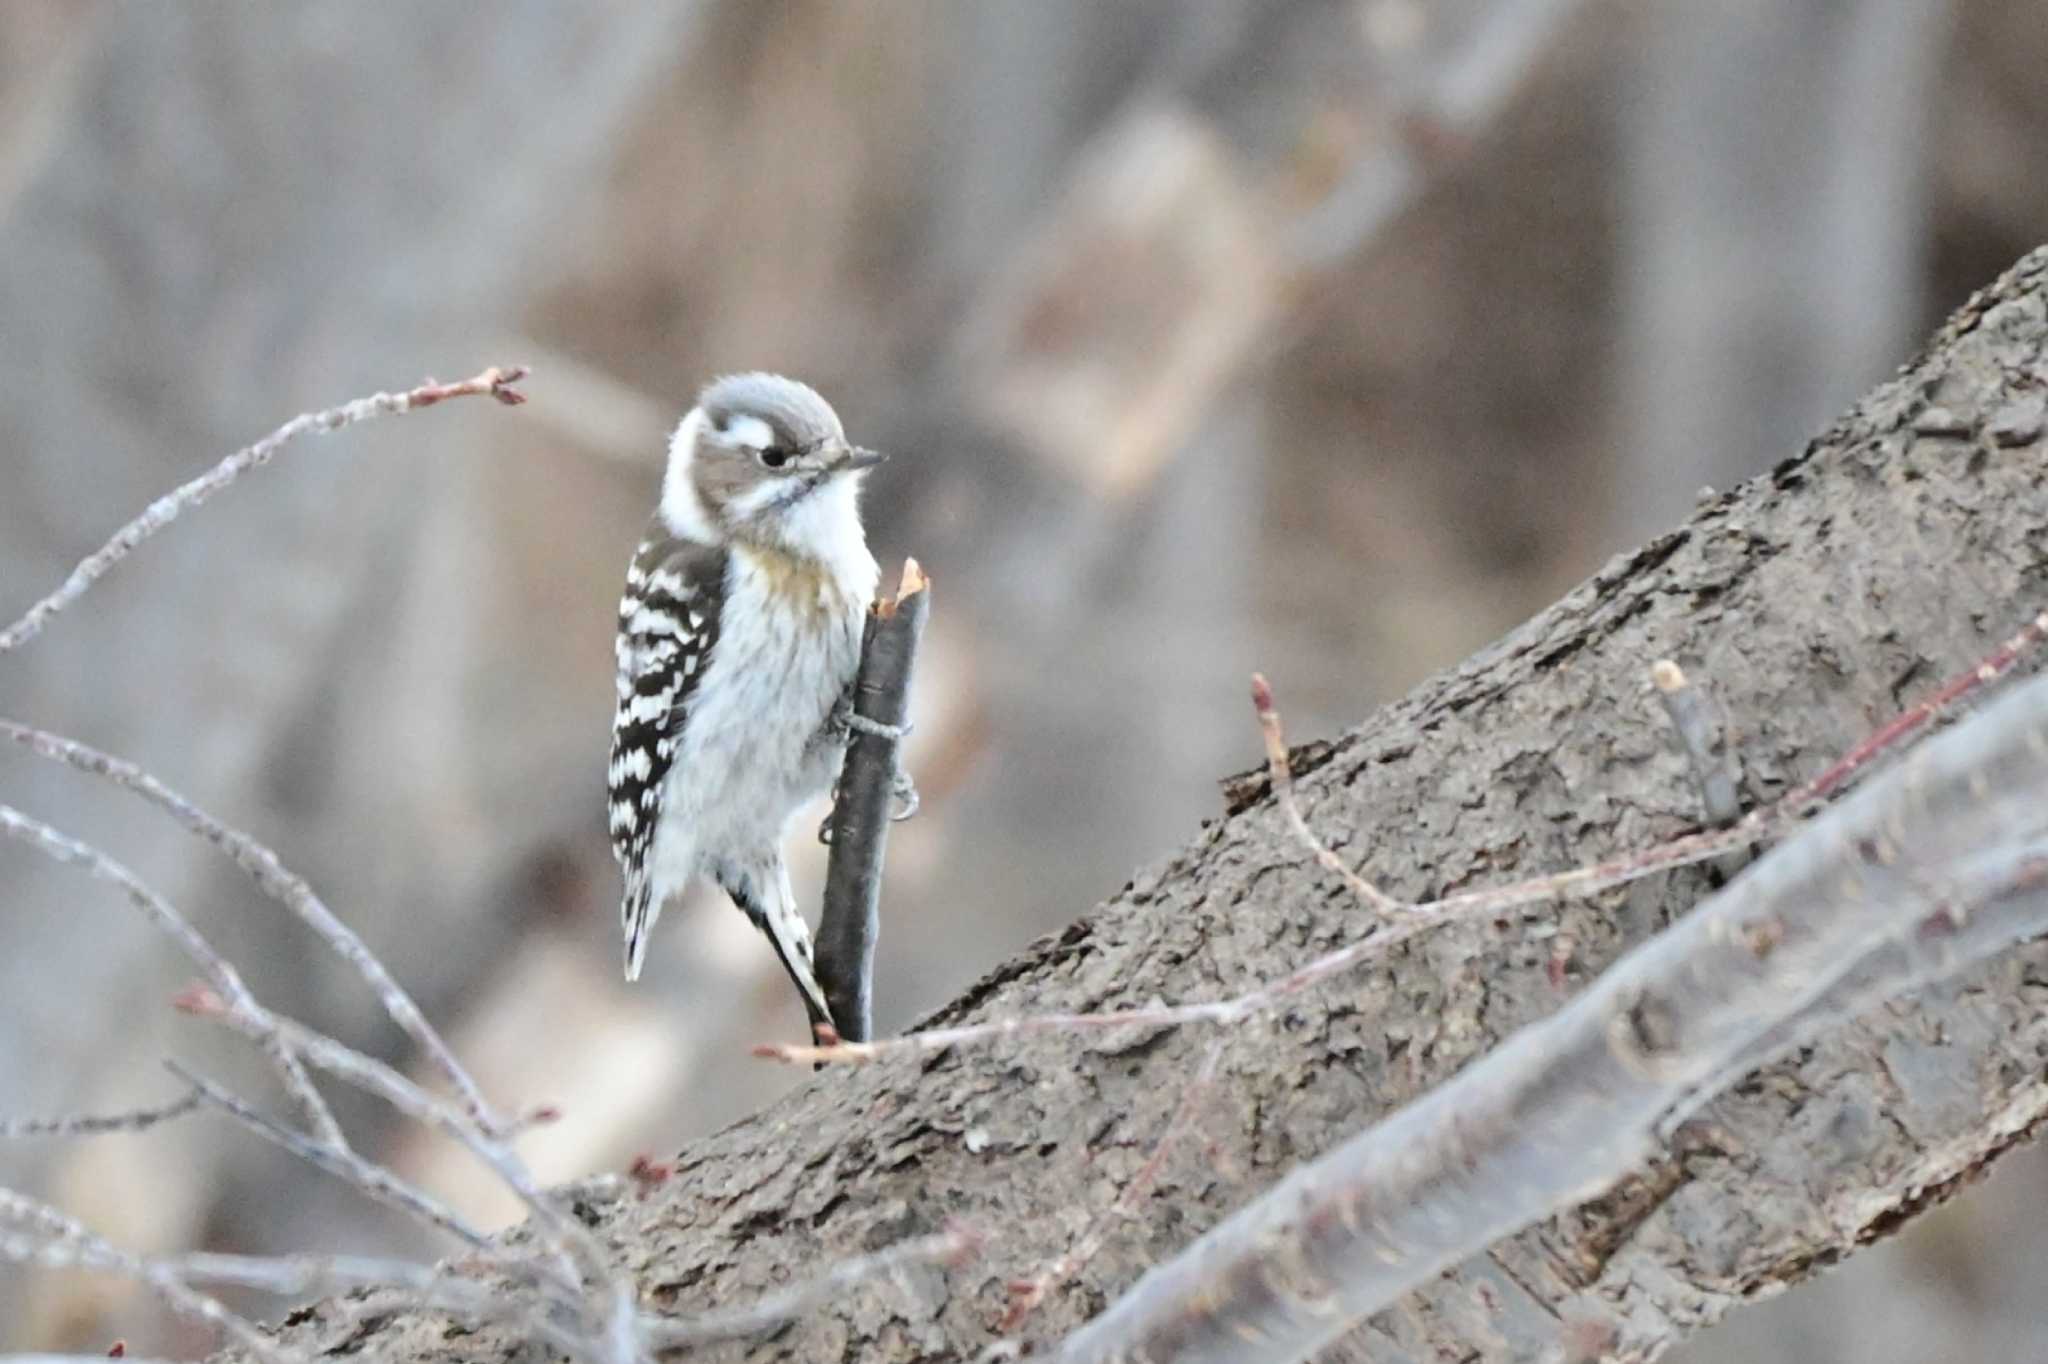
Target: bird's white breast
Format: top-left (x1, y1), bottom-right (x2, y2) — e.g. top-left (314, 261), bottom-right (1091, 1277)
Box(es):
top-left (649, 539), bottom-right (876, 893)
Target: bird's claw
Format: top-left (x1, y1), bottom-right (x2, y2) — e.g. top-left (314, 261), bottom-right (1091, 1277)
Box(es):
top-left (889, 766), bottom-right (920, 822)
top-left (817, 767), bottom-right (918, 842)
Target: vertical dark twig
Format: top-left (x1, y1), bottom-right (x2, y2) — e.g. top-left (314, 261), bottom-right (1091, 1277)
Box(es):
top-left (1650, 660), bottom-right (1743, 827)
top-left (816, 559), bottom-right (931, 1044)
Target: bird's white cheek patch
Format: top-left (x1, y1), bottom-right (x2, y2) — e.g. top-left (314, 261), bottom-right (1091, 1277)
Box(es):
top-left (727, 477), bottom-right (803, 520)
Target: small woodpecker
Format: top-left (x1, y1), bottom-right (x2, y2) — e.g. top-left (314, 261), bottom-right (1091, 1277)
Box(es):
top-left (606, 372), bottom-right (896, 1034)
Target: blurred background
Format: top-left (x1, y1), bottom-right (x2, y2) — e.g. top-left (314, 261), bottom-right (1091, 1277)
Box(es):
top-left (1, 1), bottom-right (2045, 1358)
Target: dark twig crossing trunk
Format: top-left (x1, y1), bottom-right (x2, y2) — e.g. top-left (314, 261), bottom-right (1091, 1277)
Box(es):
top-left (815, 560), bottom-right (930, 1044)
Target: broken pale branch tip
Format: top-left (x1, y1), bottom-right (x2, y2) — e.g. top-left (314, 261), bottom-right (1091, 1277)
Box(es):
top-left (1649, 658), bottom-right (1741, 828)
top-left (407, 364), bottom-right (530, 410)
top-left (875, 557), bottom-right (930, 619)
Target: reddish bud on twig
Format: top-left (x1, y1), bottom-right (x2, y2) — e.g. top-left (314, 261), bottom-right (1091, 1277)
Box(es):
top-left (107, 1341), bottom-right (128, 1357)
top-left (1249, 672), bottom-right (1275, 717)
top-left (171, 983), bottom-right (226, 1016)
top-left (628, 1153), bottom-right (674, 1188)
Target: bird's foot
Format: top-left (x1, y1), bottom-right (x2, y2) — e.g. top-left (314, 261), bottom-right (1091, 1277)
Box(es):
top-left (814, 767), bottom-right (919, 844)
top-left (832, 700), bottom-right (914, 743)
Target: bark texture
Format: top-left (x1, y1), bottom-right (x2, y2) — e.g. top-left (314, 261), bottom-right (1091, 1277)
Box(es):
top-left (269, 248), bottom-right (2048, 1362)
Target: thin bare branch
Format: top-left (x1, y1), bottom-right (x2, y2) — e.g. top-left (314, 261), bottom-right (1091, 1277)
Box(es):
top-left (0, 1088), bottom-right (201, 1140)
top-left (1, 719), bottom-right (507, 1135)
top-left (0, 366), bottom-right (526, 656)
top-left (1250, 673), bottom-right (1402, 914)
top-left (166, 1251), bottom-right (597, 1363)
top-left (1053, 670), bottom-right (2048, 1363)
top-left (165, 1062), bottom-right (492, 1252)
top-left (0, 805), bottom-right (344, 1149)
top-left (5, 1356), bottom-right (175, 1364)
top-left (0, 1191), bottom-right (303, 1364)
top-left (174, 993), bottom-right (609, 1318)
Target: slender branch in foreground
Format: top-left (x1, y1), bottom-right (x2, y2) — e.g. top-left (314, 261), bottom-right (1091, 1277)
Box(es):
top-left (765, 606), bottom-right (2048, 1066)
top-left (1051, 668), bottom-right (2048, 1363)
top-left (164, 1061), bottom-right (492, 1252)
top-left (0, 365), bottom-right (526, 656)
top-left (816, 558), bottom-right (932, 1044)
top-left (0, 719), bottom-right (508, 1136)
top-left (0, 1192), bottom-right (302, 1364)
top-left (7, 1356), bottom-right (174, 1364)
top-left (0, 805), bottom-right (344, 1150)
top-left (0, 1088), bottom-right (201, 1139)
top-left (171, 991), bottom-right (596, 1291)
top-left (166, 1250), bottom-right (596, 1363)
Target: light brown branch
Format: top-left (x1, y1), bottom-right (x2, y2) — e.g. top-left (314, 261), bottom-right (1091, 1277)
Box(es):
top-left (0, 1191), bottom-right (303, 1364)
top-left (165, 1061), bottom-right (494, 1253)
top-left (0, 805), bottom-right (344, 1149)
top-left (0, 1088), bottom-right (202, 1140)
top-left (1, 720), bottom-right (508, 1135)
top-left (0, 365), bottom-right (526, 656)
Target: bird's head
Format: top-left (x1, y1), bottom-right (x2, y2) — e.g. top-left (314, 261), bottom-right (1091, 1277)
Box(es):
top-left (660, 372), bottom-right (884, 554)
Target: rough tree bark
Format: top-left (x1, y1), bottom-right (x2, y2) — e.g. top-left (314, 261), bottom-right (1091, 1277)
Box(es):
top-left (264, 248), bottom-right (2048, 1362)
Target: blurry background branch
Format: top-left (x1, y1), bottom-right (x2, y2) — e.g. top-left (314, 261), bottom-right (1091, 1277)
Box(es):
top-left (249, 245), bottom-right (2048, 1362)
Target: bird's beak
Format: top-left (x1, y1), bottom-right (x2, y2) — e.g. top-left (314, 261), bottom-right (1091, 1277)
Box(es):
top-left (838, 446), bottom-right (887, 472)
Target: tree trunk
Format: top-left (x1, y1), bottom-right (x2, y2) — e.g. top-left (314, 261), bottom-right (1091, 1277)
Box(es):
top-left (270, 246), bottom-right (2048, 1363)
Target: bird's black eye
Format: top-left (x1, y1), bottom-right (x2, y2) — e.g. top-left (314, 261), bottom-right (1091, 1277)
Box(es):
top-left (757, 446), bottom-right (791, 470)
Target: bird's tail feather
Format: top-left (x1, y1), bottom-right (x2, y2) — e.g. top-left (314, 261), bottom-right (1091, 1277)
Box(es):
top-left (622, 874), bottom-right (660, 982)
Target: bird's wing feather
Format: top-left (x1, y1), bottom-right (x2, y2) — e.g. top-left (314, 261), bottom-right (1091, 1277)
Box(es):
top-left (608, 531), bottom-right (728, 976)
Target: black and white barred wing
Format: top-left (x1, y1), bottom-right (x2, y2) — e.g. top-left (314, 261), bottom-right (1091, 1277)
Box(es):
top-left (608, 533), bottom-right (727, 979)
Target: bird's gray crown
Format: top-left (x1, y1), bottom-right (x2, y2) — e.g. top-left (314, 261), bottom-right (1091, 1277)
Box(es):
top-left (699, 372), bottom-right (844, 453)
